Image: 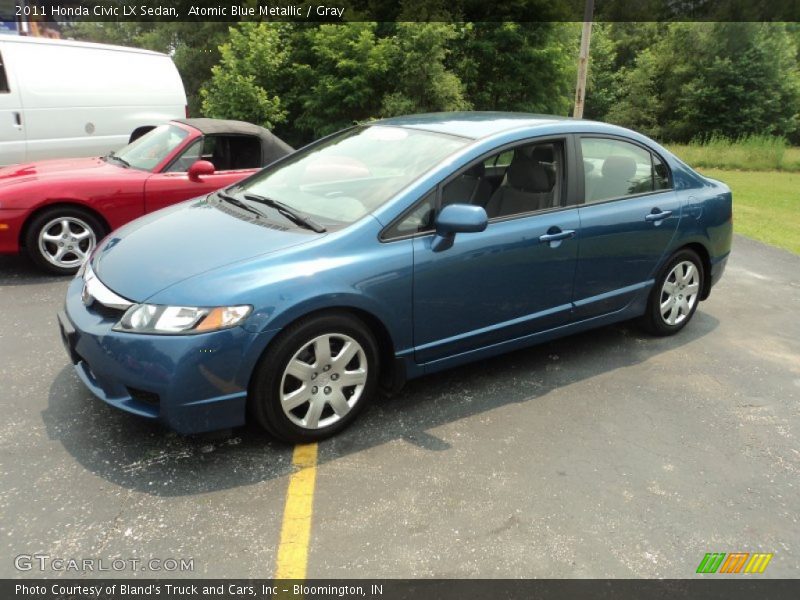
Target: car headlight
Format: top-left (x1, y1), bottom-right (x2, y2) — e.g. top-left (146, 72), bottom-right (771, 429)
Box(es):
top-left (113, 303), bottom-right (252, 335)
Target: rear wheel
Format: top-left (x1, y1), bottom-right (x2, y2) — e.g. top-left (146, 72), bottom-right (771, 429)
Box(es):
top-left (24, 207), bottom-right (105, 275)
top-left (641, 248), bottom-right (704, 336)
top-left (249, 313), bottom-right (380, 443)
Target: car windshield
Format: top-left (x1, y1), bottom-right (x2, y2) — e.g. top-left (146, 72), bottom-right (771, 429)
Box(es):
top-left (113, 124), bottom-right (191, 171)
top-left (233, 125), bottom-right (470, 226)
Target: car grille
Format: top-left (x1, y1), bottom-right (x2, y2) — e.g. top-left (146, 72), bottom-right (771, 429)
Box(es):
top-left (88, 301), bottom-right (127, 320)
top-left (126, 387), bottom-right (161, 407)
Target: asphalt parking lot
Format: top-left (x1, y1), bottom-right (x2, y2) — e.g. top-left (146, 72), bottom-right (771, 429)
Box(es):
top-left (1, 234), bottom-right (798, 579)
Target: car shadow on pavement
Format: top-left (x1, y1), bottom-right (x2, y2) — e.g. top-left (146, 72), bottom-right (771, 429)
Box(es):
top-left (43, 311), bottom-right (719, 497)
top-left (0, 255), bottom-right (67, 286)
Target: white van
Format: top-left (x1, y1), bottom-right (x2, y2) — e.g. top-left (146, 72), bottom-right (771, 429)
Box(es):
top-left (0, 36), bottom-right (187, 166)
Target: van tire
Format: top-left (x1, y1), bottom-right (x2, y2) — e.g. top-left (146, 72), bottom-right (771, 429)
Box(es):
top-left (24, 207), bottom-right (105, 275)
top-left (129, 126), bottom-right (156, 144)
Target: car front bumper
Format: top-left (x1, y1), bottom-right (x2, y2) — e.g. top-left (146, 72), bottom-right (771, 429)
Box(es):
top-left (59, 276), bottom-right (276, 434)
top-left (708, 251), bottom-right (730, 293)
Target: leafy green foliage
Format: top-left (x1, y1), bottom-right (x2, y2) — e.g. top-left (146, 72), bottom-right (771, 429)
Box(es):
top-left (67, 21), bottom-right (800, 147)
top-left (200, 23), bottom-right (290, 129)
top-left (582, 24), bottom-right (622, 121)
top-left (603, 23), bottom-right (800, 143)
top-left (452, 22), bottom-right (575, 115)
top-left (292, 23), bottom-right (394, 137)
top-left (380, 23), bottom-right (470, 117)
top-left (200, 21), bottom-right (524, 143)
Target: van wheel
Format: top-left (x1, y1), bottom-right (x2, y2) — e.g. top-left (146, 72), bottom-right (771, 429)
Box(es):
top-left (249, 313), bottom-right (380, 443)
top-left (25, 207), bottom-right (105, 275)
top-left (641, 248), bottom-right (704, 336)
top-left (129, 125), bottom-right (155, 144)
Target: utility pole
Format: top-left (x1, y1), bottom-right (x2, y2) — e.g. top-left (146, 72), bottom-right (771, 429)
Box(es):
top-left (573, 0), bottom-right (594, 119)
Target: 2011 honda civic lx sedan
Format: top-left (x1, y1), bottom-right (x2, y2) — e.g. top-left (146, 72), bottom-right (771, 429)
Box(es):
top-left (58, 113), bottom-right (732, 442)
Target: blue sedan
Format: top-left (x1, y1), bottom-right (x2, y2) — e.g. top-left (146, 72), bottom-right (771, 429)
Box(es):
top-left (58, 113), bottom-right (733, 442)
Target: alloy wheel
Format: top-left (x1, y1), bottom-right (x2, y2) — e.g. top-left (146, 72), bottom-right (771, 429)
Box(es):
top-left (659, 260), bottom-right (700, 326)
top-left (279, 333), bottom-right (368, 430)
top-left (38, 216), bottom-right (96, 270)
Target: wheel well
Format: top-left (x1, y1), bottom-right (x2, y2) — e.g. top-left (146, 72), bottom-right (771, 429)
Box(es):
top-left (255, 306), bottom-right (400, 391)
top-left (129, 125), bottom-right (156, 144)
top-left (679, 242), bottom-right (712, 300)
top-left (19, 202), bottom-right (111, 249)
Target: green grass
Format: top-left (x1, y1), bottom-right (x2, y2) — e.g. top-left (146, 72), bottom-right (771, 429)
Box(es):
top-left (667, 135), bottom-right (800, 172)
top-left (700, 168), bottom-right (800, 254)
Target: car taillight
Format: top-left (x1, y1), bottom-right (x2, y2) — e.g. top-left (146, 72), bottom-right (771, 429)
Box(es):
top-left (185, 105), bottom-right (190, 118)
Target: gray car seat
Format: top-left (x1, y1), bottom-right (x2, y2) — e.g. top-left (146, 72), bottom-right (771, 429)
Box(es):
top-left (531, 145), bottom-right (556, 188)
top-left (485, 151), bottom-right (554, 218)
top-left (442, 162), bottom-right (493, 207)
top-left (588, 155), bottom-right (637, 202)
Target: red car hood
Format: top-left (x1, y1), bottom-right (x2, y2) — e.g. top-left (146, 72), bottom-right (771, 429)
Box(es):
top-left (0, 157), bottom-right (131, 187)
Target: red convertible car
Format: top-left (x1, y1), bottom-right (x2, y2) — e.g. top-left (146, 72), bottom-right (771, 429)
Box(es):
top-left (0, 119), bottom-right (293, 274)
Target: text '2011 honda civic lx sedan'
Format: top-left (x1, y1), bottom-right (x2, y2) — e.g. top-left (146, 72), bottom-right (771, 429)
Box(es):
top-left (58, 113), bottom-right (732, 442)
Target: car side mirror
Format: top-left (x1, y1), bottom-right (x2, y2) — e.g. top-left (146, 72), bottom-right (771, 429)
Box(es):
top-left (431, 204), bottom-right (488, 252)
top-left (188, 160), bottom-right (215, 182)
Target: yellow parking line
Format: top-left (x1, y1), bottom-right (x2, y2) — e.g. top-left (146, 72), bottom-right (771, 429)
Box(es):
top-left (274, 443), bottom-right (318, 579)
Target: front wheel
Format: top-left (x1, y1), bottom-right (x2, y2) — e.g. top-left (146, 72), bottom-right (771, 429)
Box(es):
top-left (249, 313), bottom-right (380, 443)
top-left (24, 207), bottom-right (105, 275)
top-left (641, 248), bottom-right (704, 336)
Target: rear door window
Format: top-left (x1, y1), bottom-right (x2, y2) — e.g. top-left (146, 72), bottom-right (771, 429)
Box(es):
top-left (581, 138), bottom-right (671, 203)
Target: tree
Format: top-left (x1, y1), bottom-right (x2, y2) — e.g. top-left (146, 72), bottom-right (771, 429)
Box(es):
top-left (451, 22), bottom-right (576, 115)
top-left (582, 23), bottom-right (621, 121)
top-left (380, 22), bottom-right (470, 116)
top-left (607, 23), bottom-right (800, 142)
top-left (201, 22), bottom-right (470, 143)
top-left (290, 23), bottom-right (394, 138)
top-left (200, 23), bottom-right (291, 129)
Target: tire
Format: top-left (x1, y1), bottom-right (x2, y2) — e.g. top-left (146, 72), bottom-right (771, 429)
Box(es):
top-left (24, 207), bottom-right (105, 275)
top-left (249, 312), bottom-right (380, 443)
top-left (641, 248), bottom-right (704, 336)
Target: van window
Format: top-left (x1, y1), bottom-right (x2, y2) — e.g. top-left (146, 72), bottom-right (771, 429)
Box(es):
top-left (0, 52), bottom-right (9, 93)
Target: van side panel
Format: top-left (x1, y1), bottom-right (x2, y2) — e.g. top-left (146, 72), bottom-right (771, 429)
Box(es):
top-left (1, 39), bottom-right (186, 164)
top-left (0, 45), bottom-right (26, 165)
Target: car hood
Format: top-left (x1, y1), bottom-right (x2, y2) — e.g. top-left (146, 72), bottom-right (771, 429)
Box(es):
top-left (0, 156), bottom-right (128, 186)
top-left (92, 197), bottom-right (321, 302)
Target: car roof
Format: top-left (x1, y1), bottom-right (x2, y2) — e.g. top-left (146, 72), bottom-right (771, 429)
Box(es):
top-left (374, 112), bottom-right (577, 139)
top-left (176, 118), bottom-right (273, 137)
top-left (174, 118), bottom-right (294, 163)
top-left (0, 35), bottom-right (168, 57)
top-left (373, 111), bottom-right (654, 144)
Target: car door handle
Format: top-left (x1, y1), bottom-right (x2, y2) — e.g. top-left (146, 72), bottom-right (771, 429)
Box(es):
top-left (13, 112), bottom-right (22, 129)
top-left (645, 209), bottom-right (673, 222)
top-left (538, 229), bottom-right (575, 243)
